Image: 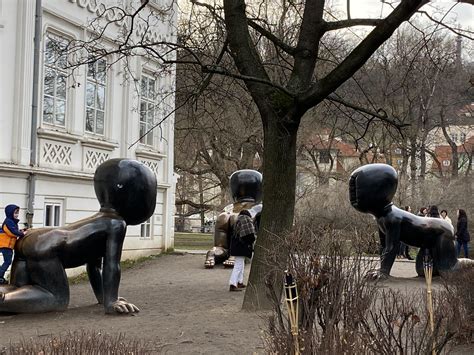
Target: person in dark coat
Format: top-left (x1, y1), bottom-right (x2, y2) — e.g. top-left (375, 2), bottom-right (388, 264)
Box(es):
top-left (456, 209), bottom-right (470, 258)
top-left (228, 210), bottom-right (256, 291)
top-left (0, 204), bottom-right (25, 284)
top-left (428, 205), bottom-right (440, 218)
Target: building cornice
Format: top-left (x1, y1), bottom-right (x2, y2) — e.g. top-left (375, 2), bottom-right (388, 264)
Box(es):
top-left (0, 163), bottom-right (173, 189)
top-left (0, 163), bottom-right (93, 180)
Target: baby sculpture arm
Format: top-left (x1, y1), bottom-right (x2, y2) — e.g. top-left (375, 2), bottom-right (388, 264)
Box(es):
top-left (87, 218), bottom-right (138, 314)
top-left (375, 220), bottom-right (401, 278)
top-left (102, 221), bottom-right (138, 314)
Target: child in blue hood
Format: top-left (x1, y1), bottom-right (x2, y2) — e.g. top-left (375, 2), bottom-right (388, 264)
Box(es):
top-left (0, 204), bottom-right (25, 284)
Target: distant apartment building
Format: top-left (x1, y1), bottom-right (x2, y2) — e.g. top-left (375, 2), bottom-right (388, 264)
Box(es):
top-left (296, 132), bottom-right (361, 192)
top-left (426, 103), bottom-right (474, 175)
top-left (0, 0), bottom-right (177, 259)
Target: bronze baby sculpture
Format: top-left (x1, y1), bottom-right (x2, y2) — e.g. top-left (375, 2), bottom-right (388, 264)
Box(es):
top-left (349, 163), bottom-right (472, 279)
top-left (204, 169), bottom-right (262, 269)
top-left (0, 159), bottom-right (156, 314)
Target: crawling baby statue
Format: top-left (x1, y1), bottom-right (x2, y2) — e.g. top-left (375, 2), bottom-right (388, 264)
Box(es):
top-left (0, 159), bottom-right (156, 314)
top-left (349, 163), bottom-right (473, 279)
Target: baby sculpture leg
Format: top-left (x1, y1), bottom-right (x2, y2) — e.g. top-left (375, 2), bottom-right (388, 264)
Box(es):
top-left (205, 246), bottom-right (230, 268)
top-left (0, 258), bottom-right (69, 313)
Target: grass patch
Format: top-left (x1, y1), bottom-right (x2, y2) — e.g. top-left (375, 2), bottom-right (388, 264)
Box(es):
top-left (174, 232), bottom-right (213, 250)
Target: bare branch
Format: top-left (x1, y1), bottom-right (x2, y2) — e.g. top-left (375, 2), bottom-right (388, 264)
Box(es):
top-left (325, 18), bottom-right (384, 31)
top-left (328, 95), bottom-right (410, 129)
top-left (301, 0), bottom-right (427, 109)
top-left (417, 10), bottom-right (474, 40)
top-left (201, 65), bottom-right (296, 98)
top-left (248, 19), bottom-right (296, 55)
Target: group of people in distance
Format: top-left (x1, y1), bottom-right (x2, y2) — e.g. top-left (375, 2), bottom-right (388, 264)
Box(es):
top-left (398, 205), bottom-right (470, 259)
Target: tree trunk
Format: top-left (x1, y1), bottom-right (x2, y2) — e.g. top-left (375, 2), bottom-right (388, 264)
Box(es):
top-left (242, 117), bottom-right (298, 311)
top-left (198, 175), bottom-right (205, 232)
top-left (409, 139), bottom-right (417, 192)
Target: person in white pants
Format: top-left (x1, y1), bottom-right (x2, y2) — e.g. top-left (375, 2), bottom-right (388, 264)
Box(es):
top-left (229, 256), bottom-right (245, 290)
top-left (229, 210), bottom-right (256, 292)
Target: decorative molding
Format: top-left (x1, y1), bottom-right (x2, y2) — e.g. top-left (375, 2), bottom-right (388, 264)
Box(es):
top-left (42, 142), bottom-right (72, 166)
top-left (84, 150), bottom-right (110, 170)
top-left (68, 0), bottom-right (126, 24)
top-left (139, 158), bottom-right (160, 176)
top-left (68, 0), bottom-right (168, 45)
top-left (134, 21), bottom-right (165, 45)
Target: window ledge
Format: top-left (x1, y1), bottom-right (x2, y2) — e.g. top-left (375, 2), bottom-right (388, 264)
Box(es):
top-left (37, 128), bottom-right (81, 144)
top-left (135, 145), bottom-right (166, 160)
top-left (81, 136), bottom-right (118, 151)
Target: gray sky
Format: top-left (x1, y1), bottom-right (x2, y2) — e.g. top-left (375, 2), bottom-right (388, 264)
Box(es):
top-left (332, 0), bottom-right (473, 28)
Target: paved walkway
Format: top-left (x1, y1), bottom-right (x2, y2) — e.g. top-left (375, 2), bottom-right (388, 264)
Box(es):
top-left (0, 254), bottom-right (264, 354)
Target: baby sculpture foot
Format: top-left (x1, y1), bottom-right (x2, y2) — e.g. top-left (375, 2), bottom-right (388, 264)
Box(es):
top-left (204, 251), bottom-right (215, 269)
top-left (365, 269), bottom-right (389, 281)
top-left (204, 256), bottom-right (215, 269)
top-left (223, 256), bottom-right (235, 268)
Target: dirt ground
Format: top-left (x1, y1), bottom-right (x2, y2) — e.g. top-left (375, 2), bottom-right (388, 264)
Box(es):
top-left (0, 254), bottom-right (471, 354)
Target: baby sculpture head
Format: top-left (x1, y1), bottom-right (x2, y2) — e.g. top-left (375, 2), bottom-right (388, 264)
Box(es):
top-left (94, 159), bottom-right (157, 225)
top-left (230, 169), bottom-right (263, 203)
top-left (349, 164), bottom-right (397, 216)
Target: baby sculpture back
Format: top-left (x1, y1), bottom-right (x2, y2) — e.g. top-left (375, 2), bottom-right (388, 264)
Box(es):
top-left (0, 159), bottom-right (157, 314)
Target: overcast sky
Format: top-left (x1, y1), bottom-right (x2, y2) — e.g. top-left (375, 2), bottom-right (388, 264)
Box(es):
top-left (332, 0), bottom-right (473, 28)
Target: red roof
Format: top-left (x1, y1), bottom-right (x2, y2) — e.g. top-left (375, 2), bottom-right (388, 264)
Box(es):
top-left (304, 135), bottom-right (359, 157)
top-left (431, 138), bottom-right (474, 172)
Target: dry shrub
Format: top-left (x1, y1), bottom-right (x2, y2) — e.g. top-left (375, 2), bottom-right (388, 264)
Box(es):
top-left (441, 267), bottom-right (474, 344)
top-left (3, 330), bottom-right (156, 354)
top-left (263, 223), bottom-right (465, 354)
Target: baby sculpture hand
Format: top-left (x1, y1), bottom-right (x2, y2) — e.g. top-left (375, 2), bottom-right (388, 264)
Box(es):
top-left (106, 297), bottom-right (140, 314)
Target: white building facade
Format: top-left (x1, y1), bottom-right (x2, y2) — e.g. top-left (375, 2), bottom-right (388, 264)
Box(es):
top-left (0, 0), bottom-right (177, 261)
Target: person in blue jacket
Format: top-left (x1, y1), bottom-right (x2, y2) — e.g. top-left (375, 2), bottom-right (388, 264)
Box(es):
top-left (0, 204), bottom-right (25, 284)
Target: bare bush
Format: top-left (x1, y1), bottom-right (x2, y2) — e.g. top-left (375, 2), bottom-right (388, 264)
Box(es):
top-left (263, 224), bottom-right (465, 354)
top-left (3, 330), bottom-right (156, 354)
top-left (441, 268), bottom-right (474, 344)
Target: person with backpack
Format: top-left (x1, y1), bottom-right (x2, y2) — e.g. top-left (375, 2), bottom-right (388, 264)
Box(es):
top-left (228, 209), bottom-right (256, 291)
top-left (0, 204), bottom-right (26, 284)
